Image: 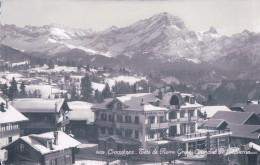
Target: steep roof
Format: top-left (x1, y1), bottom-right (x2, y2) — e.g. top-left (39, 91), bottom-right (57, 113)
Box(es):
top-left (11, 98), bottom-right (70, 113)
top-left (0, 97), bottom-right (28, 124)
top-left (231, 103), bottom-right (260, 115)
top-left (200, 106), bottom-right (231, 118)
top-left (227, 124), bottom-right (260, 139)
top-left (67, 101), bottom-right (94, 122)
top-left (92, 93), bottom-right (167, 111)
top-left (211, 111), bottom-right (256, 124)
top-left (202, 119), bottom-right (228, 129)
top-left (3, 131), bottom-right (81, 155)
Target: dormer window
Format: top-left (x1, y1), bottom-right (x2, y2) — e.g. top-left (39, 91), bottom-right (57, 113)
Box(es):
top-left (117, 103), bottom-right (122, 110)
top-left (170, 95), bottom-right (179, 105)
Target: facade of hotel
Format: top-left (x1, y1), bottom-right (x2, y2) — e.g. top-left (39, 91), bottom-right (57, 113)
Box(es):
top-left (92, 91), bottom-right (231, 160)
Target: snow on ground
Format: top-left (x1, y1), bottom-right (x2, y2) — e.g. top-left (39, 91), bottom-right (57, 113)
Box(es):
top-left (0, 72), bottom-right (24, 81)
top-left (0, 78), bottom-right (8, 84)
top-left (185, 58), bottom-right (201, 64)
top-left (46, 38), bottom-right (112, 57)
top-left (105, 76), bottom-right (146, 87)
top-left (25, 84), bottom-right (67, 98)
top-left (51, 28), bottom-right (71, 40)
top-left (162, 76), bottom-right (180, 84)
top-left (12, 61), bottom-right (29, 67)
top-left (92, 82), bottom-right (105, 92)
top-left (32, 65), bottom-right (78, 73)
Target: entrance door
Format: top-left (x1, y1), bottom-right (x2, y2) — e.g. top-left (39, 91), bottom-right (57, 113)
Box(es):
top-left (169, 126), bottom-right (177, 137)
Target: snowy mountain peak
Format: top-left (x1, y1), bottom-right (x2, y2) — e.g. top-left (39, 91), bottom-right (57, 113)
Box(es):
top-left (205, 26), bottom-right (218, 34)
top-left (148, 12), bottom-right (186, 29)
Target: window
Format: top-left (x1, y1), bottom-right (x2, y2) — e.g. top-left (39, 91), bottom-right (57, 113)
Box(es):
top-left (125, 129), bottom-right (132, 138)
top-left (135, 116), bottom-right (139, 124)
top-left (149, 131), bottom-right (155, 139)
top-left (108, 114), bottom-right (114, 122)
top-left (117, 115), bottom-right (123, 123)
top-left (20, 143), bottom-right (25, 153)
top-left (117, 103), bottom-right (122, 110)
top-left (8, 137), bottom-right (12, 143)
top-left (116, 129), bottom-right (122, 136)
top-left (108, 128), bottom-right (113, 135)
top-left (101, 127), bottom-right (106, 134)
top-left (148, 116), bottom-right (155, 124)
top-left (135, 130), bottom-right (139, 139)
top-left (189, 110), bottom-right (194, 117)
top-left (159, 116), bottom-right (164, 123)
top-left (125, 116), bottom-right (131, 123)
top-left (180, 111), bottom-right (185, 118)
top-left (64, 155), bottom-right (70, 165)
top-left (101, 114), bottom-right (107, 121)
top-left (51, 159), bottom-right (57, 165)
top-left (169, 111), bottom-right (177, 119)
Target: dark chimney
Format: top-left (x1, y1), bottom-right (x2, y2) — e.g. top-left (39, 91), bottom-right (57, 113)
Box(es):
top-left (140, 99), bottom-right (144, 106)
top-left (0, 102), bottom-right (5, 112)
top-left (158, 88), bottom-right (163, 100)
top-left (5, 99), bottom-right (8, 109)
top-left (54, 131), bottom-right (58, 145)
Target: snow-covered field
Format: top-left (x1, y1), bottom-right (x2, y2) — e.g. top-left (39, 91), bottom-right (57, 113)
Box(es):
top-left (92, 82), bottom-right (106, 92)
top-left (25, 84), bottom-right (67, 98)
top-left (0, 72), bottom-right (24, 81)
top-left (105, 76), bottom-right (146, 87)
top-left (32, 65), bottom-right (78, 73)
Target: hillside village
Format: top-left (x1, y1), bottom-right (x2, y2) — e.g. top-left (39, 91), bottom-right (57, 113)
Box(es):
top-left (0, 61), bottom-right (260, 165)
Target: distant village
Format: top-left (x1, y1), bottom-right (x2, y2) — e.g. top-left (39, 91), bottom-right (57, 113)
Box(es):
top-left (1, 61), bottom-right (260, 165)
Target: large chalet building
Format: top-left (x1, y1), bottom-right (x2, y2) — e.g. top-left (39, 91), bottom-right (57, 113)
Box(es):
top-left (2, 131), bottom-right (80, 165)
top-left (92, 90), bottom-right (231, 161)
top-left (11, 98), bottom-right (71, 135)
top-left (0, 96), bottom-right (28, 163)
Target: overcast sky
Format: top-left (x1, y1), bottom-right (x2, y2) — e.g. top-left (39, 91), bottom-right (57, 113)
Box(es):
top-left (1, 0), bottom-right (260, 36)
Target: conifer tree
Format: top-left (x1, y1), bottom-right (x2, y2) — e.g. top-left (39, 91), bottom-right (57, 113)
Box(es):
top-left (8, 77), bottom-right (18, 100)
top-left (81, 74), bottom-right (93, 102)
top-left (19, 81), bottom-right (27, 98)
top-left (102, 83), bottom-right (112, 99)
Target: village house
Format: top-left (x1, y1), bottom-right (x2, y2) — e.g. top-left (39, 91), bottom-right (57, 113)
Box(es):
top-left (230, 100), bottom-right (260, 116)
top-left (92, 91), bottom-right (231, 161)
top-left (2, 131), bottom-right (81, 165)
top-left (199, 111), bottom-right (260, 165)
top-left (67, 101), bottom-right (96, 141)
top-left (11, 98), bottom-right (71, 135)
top-left (199, 106), bottom-right (231, 119)
top-left (0, 96), bottom-right (28, 163)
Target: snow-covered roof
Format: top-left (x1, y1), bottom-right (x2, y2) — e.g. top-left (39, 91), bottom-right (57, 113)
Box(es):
top-left (12, 98), bottom-right (69, 113)
top-left (200, 106), bottom-right (231, 118)
top-left (0, 97), bottom-right (28, 124)
top-left (245, 142), bottom-right (260, 152)
top-left (4, 131), bottom-right (80, 155)
top-left (67, 101), bottom-right (94, 122)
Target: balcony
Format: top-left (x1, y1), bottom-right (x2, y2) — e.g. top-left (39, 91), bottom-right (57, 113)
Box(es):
top-left (0, 128), bottom-right (22, 138)
top-left (21, 122), bottom-right (54, 129)
top-left (167, 129), bottom-right (231, 142)
top-left (147, 122), bottom-right (169, 130)
top-left (115, 122), bottom-right (143, 130)
top-left (180, 117), bottom-right (189, 122)
top-left (95, 120), bottom-right (114, 127)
